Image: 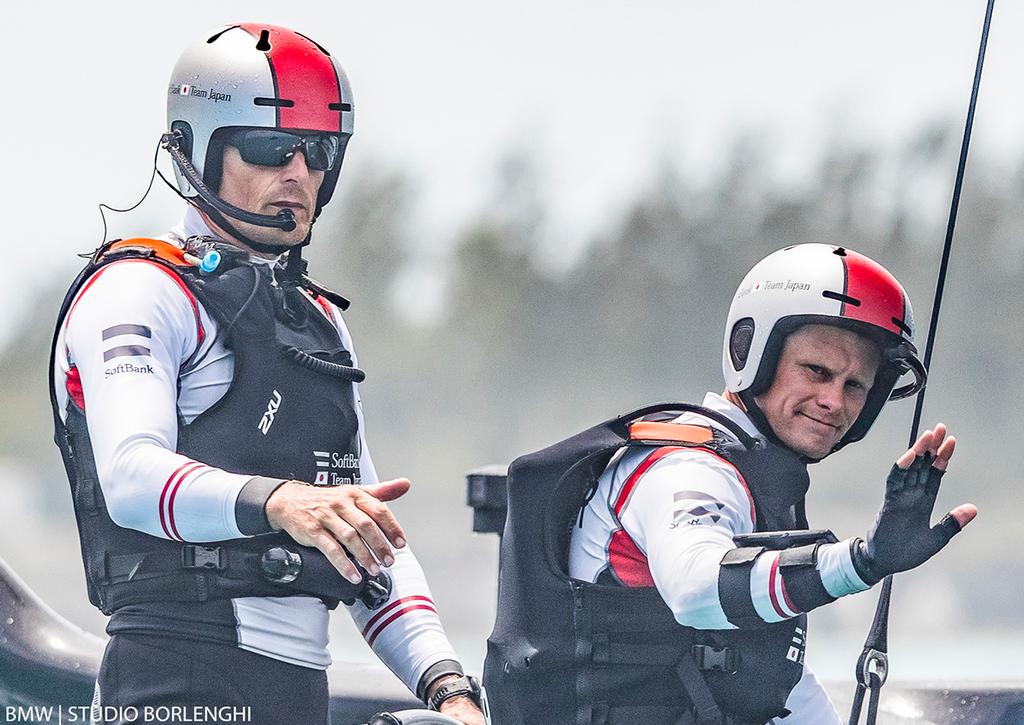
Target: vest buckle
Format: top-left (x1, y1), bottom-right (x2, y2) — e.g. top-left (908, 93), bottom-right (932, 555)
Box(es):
top-left (181, 545), bottom-right (226, 571)
top-left (691, 644), bottom-right (739, 674)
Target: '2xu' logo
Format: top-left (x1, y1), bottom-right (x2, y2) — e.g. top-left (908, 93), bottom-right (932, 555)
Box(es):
top-left (258, 390), bottom-right (283, 435)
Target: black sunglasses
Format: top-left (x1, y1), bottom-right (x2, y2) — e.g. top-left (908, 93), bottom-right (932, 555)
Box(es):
top-left (224, 129), bottom-right (342, 171)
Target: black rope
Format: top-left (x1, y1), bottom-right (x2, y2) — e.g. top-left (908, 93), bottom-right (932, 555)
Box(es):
top-left (848, 2), bottom-right (995, 723)
top-left (908, 0), bottom-right (995, 444)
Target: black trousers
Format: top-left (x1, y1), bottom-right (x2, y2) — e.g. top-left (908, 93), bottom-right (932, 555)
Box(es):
top-left (92, 633), bottom-right (330, 725)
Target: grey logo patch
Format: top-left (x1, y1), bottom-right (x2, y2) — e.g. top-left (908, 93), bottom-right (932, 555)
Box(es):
top-left (102, 324), bottom-right (151, 340)
top-left (670, 490), bottom-right (726, 528)
top-left (102, 324), bottom-right (153, 362)
top-left (103, 345), bottom-right (151, 362)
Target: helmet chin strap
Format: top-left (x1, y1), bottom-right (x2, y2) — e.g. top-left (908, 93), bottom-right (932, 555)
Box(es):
top-left (737, 389), bottom-right (830, 464)
top-left (737, 390), bottom-right (782, 448)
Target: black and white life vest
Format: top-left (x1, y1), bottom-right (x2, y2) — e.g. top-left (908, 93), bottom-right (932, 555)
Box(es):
top-left (484, 402), bottom-right (814, 725)
top-left (50, 238), bottom-right (380, 615)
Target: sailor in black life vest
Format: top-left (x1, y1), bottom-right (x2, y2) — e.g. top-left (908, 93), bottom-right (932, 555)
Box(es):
top-left (50, 24), bottom-right (484, 725)
top-left (484, 244), bottom-right (976, 725)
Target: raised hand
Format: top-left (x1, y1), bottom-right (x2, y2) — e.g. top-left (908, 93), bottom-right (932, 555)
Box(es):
top-left (854, 424), bottom-right (977, 585)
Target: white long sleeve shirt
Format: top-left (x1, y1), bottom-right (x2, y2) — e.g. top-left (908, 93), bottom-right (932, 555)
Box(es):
top-left (52, 209), bottom-right (458, 693)
top-left (569, 392), bottom-right (871, 724)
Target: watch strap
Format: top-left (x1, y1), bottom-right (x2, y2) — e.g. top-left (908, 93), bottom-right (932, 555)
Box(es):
top-left (417, 659), bottom-right (464, 701)
top-left (427, 674), bottom-right (480, 711)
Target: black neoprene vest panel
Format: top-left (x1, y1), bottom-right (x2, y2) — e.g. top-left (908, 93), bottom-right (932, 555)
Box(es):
top-left (50, 245), bottom-right (362, 615)
top-left (484, 403), bottom-right (811, 725)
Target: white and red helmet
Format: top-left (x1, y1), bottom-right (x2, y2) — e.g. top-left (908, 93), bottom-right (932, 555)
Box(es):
top-left (166, 23), bottom-right (354, 218)
top-left (723, 243), bottom-right (925, 450)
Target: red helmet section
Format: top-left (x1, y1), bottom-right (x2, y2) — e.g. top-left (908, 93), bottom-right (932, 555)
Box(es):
top-left (841, 250), bottom-right (910, 339)
top-left (238, 23), bottom-right (343, 133)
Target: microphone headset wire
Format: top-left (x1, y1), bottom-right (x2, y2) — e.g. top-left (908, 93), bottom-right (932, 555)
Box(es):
top-left (92, 137), bottom-right (164, 254)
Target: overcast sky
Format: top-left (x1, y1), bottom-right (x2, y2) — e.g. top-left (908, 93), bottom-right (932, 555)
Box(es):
top-left (4, 1), bottom-right (1023, 339)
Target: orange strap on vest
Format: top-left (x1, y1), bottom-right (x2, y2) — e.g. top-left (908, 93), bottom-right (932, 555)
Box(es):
top-left (628, 421), bottom-right (714, 445)
top-left (106, 238), bottom-right (191, 267)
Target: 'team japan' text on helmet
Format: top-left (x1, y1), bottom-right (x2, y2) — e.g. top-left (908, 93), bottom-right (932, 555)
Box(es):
top-left (722, 244), bottom-right (926, 453)
top-left (164, 23), bottom-right (354, 251)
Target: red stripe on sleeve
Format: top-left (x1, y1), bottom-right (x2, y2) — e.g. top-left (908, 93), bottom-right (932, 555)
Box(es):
top-left (613, 446), bottom-right (756, 525)
top-left (768, 553), bottom-right (794, 619)
top-left (313, 295), bottom-right (336, 325)
top-left (166, 463), bottom-right (210, 542)
top-left (613, 446), bottom-right (686, 516)
top-left (360, 595), bottom-right (435, 638)
top-left (65, 365), bottom-right (85, 410)
top-left (159, 461), bottom-right (204, 541)
top-left (608, 529), bottom-right (656, 587)
top-left (365, 604), bottom-right (439, 648)
top-left (610, 442), bottom-right (757, 532)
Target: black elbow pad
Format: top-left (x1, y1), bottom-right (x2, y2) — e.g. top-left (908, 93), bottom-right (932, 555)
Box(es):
top-left (718, 540), bottom-right (837, 628)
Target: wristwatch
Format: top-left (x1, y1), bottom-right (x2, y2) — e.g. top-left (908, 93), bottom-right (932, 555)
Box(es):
top-left (427, 674), bottom-right (482, 711)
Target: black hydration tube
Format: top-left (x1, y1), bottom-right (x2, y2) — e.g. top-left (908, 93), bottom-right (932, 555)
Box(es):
top-left (848, 2), bottom-right (995, 723)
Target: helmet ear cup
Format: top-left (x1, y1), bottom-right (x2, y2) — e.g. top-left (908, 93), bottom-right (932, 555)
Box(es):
top-left (171, 121), bottom-right (194, 165)
top-left (729, 318), bottom-right (755, 371)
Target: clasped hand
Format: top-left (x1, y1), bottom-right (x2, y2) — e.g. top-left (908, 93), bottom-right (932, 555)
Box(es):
top-left (265, 478), bottom-right (411, 584)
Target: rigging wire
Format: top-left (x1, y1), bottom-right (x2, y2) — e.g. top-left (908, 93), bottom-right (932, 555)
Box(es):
top-left (848, 1), bottom-right (996, 722)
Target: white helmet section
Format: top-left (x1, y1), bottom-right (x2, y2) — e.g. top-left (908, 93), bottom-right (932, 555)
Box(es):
top-left (166, 23), bottom-right (355, 205)
top-left (167, 28), bottom-right (278, 197)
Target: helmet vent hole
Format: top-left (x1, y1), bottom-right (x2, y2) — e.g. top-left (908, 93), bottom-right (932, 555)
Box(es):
top-left (891, 317), bottom-right (912, 336)
top-left (729, 318), bottom-right (756, 371)
top-left (207, 26), bottom-right (237, 43)
top-left (822, 290), bottom-right (861, 307)
top-left (256, 29), bottom-right (272, 51)
top-left (328, 102), bottom-right (353, 112)
top-left (833, 247), bottom-right (848, 257)
top-left (254, 97), bottom-right (295, 108)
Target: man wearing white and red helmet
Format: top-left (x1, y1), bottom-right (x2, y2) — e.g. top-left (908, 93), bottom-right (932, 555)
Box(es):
top-left (50, 24), bottom-right (484, 725)
top-left (551, 244), bottom-right (976, 724)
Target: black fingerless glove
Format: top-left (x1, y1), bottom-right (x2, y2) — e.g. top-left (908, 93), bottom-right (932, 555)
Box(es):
top-left (851, 454), bottom-right (963, 585)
